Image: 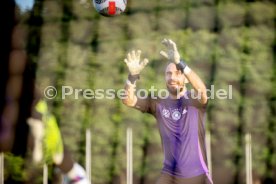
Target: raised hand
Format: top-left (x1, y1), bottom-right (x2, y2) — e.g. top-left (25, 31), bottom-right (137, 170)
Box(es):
top-left (124, 50), bottom-right (149, 75)
top-left (160, 38), bottom-right (181, 64)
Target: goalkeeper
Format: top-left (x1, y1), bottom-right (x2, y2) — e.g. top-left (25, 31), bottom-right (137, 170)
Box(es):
top-left (27, 90), bottom-right (90, 184)
top-left (122, 39), bottom-right (213, 184)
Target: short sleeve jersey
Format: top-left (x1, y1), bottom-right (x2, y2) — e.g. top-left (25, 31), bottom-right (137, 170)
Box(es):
top-left (133, 91), bottom-right (211, 179)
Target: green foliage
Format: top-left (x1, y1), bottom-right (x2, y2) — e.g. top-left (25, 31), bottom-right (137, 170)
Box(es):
top-left (218, 2), bottom-right (246, 28)
top-left (4, 153), bottom-right (27, 181)
top-left (188, 6), bottom-right (216, 30)
top-left (248, 2), bottom-right (275, 26)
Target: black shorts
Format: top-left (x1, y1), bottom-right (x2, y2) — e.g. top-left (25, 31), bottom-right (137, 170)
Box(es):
top-left (155, 173), bottom-right (212, 184)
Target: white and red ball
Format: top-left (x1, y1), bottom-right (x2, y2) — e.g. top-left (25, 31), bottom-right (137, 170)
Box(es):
top-left (92, 0), bottom-right (127, 17)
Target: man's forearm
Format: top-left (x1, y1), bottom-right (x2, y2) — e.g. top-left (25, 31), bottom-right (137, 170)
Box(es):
top-left (185, 69), bottom-right (208, 104)
top-left (122, 76), bottom-right (138, 107)
top-left (176, 60), bottom-right (207, 104)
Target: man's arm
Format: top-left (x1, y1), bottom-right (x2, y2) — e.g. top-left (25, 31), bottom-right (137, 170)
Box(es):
top-left (184, 69), bottom-right (208, 105)
top-left (160, 38), bottom-right (207, 105)
top-left (122, 76), bottom-right (138, 107)
top-left (122, 50), bottom-right (149, 107)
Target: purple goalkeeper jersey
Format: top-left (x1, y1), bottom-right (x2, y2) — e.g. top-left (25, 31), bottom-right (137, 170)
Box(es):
top-left (134, 91), bottom-right (212, 181)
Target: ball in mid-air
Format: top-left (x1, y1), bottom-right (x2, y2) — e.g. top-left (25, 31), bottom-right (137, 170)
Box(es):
top-left (92, 0), bottom-right (127, 17)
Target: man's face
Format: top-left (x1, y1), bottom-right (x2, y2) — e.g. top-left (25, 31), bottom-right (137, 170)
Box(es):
top-left (165, 63), bottom-right (186, 96)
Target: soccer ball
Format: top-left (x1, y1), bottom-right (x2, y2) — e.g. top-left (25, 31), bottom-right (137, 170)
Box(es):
top-left (92, 0), bottom-right (127, 17)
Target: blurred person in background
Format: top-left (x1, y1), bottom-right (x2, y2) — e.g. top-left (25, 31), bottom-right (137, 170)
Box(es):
top-left (27, 89), bottom-right (90, 184)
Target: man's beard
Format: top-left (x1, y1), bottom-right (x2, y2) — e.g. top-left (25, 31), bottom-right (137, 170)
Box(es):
top-left (166, 84), bottom-right (184, 96)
